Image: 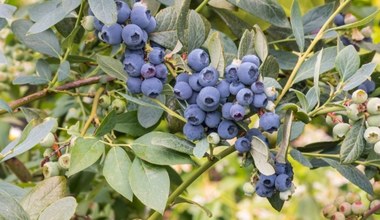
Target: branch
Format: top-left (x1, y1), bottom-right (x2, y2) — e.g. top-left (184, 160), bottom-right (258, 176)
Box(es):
top-left (363, 204), bottom-right (380, 220)
top-left (80, 87), bottom-right (104, 136)
top-left (0, 76), bottom-right (115, 116)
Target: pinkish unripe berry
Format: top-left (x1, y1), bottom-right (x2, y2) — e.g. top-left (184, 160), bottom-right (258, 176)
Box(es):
top-left (322, 204), bottom-right (337, 218)
top-left (338, 202), bottom-right (352, 216)
top-left (351, 201), bottom-right (367, 215)
top-left (330, 212), bottom-right (345, 220)
top-left (345, 192), bottom-right (361, 204)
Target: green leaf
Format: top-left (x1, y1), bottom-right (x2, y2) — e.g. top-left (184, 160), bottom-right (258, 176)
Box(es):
top-left (114, 111), bottom-right (155, 137)
top-left (1, 119), bottom-right (56, 162)
top-left (297, 140), bottom-right (341, 152)
top-left (27, 0), bottom-right (81, 34)
top-left (260, 55), bottom-right (279, 78)
top-left (335, 45), bottom-right (360, 82)
top-left (226, 0), bottom-right (289, 28)
top-left (250, 136), bottom-right (275, 175)
top-left (120, 93), bottom-right (161, 110)
top-left (269, 50), bottom-right (297, 70)
top-left (193, 138), bottom-right (209, 159)
top-left (207, 31), bottom-right (225, 75)
top-left (13, 76), bottom-right (49, 85)
top-left (322, 158), bottom-right (373, 195)
top-left (21, 176), bottom-right (67, 220)
top-left (129, 158), bottom-right (170, 214)
top-left (263, 77), bottom-right (282, 89)
top-left (0, 99), bottom-right (11, 113)
top-left (302, 3), bottom-right (334, 34)
top-left (176, 0), bottom-right (190, 48)
top-left (57, 61), bottom-right (70, 82)
top-left (95, 110), bottom-right (118, 137)
top-left (340, 119), bottom-right (366, 164)
top-left (267, 192), bottom-right (284, 212)
top-left (0, 190), bottom-right (30, 220)
top-left (11, 19), bottom-right (61, 58)
top-left (178, 9), bottom-right (209, 51)
top-left (103, 147), bottom-right (133, 201)
top-left (290, 149), bottom-right (312, 168)
top-left (138, 95), bottom-right (165, 128)
top-left (289, 89), bottom-right (308, 111)
top-left (294, 46), bottom-right (337, 83)
top-left (0, 181), bottom-right (27, 201)
top-left (28, 0), bottom-right (60, 22)
top-left (38, 197), bottom-right (77, 220)
top-left (328, 9), bottom-right (380, 31)
top-left (96, 55), bottom-right (127, 81)
top-left (237, 30), bottom-right (255, 59)
top-left (36, 59), bottom-right (52, 80)
top-left (343, 63), bottom-right (376, 91)
top-left (88, 0), bottom-right (117, 25)
top-left (254, 25), bottom-right (268, 61)
top-left (212, 7), bottom-right (251, 38)
top-left (313, 46), bottom-right (323, 108)
top-left (67, 137), bottom-right (105, 176)
top-left (150, 7), bottom-right (178, 50)
top-left (0, 4), bottom-right (17, 19)
top-left (305, 87), bottom-right (318, 111)
top-left (290, 0), bottom-right (304, 52)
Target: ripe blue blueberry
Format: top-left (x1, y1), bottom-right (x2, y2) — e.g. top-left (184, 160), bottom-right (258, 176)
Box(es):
top-left (130, 4), bottom-right (151, 29)
top-left (123, 54), bottom-right (144, 77)
top-left (176, 73), bottom-right (190, 83)
top-left (259, 174), bottom-right (276, 188)
top-left (124, 48), bottom-right (144, 59)
top-left (230, 103), bottom-right (245, 121)
top-left (122, 24), bottom-right (144, 47)
top-left (255, 184), bottom-right (275, 198)
top-left (141, 77), bottom-right (163, 98)
top-left (183, 123), bottom-right (205, 141)
top-left (259, 112), bottom-right (280, 133)
top-left (93, 17), bottom-right (104, 31)
top-left (358, 80), bottom-right (376, 94)
top-left (252, 93), bottom-right (268, 108)
top-left (144, 17), bottom-right (157, 33)
top-left (187, 48), bottom-right (210, 72)
top-left (186, 92), bottom-right (198, 105)
top-left (149, 47), bottom-right (165, 64)
top-left (235, 137), bottom-right (251, 153)
top-left (245, 128), bottom-right (268, 144)
top-left (275, 162), bottom-right (294, 180)
top-left (222, 102), bottom-right (233, 120)
top-left (236, 88), bottom-right (254, 106)
top-left (199, 66), bottom-right (219, 87)
top-left (241, 54), bottom-right (260, 66)
top-left (155, 64), bottom-right (168, 79)
top-left (189, 73), bottom-right (203, 92)
top-left (251, 81), bottom-right (265, 94)
top-left (334, 13), bottom-right (345, 26)
top-left (115, 0), bottom-right (131, 24)
top-left (237, 62), bottom-right (258, 85)
top-left (140, 63), bottom-right (156, 79)
top-left (217, 120), bottom-right (238, 139)
top-left (275, 174), bottom-right (292, 192)
top-left (197, 87), bottom-right (220, 108)
top-left (216, 80), bottom-right (230, 98)
top-left (100, 24), bottom-right (123, 45)
top-left (340, 36), bottom-right (351, 46)
top-left (224, 64), bottom-right (239, 83)
top-left (205, 111), bottom-right (222, 128)
top-left (184, 104), bottom-right (206, 125)
top-left (229, 81), bottom-right (245, 96)
top-left (127, 77), bottom-right (142, 94)
top-left (174, 81), bottom-right (193, 100)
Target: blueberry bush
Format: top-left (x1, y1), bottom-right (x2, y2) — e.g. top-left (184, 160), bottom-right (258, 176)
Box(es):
top-left (0, 0), bottom-right (380, 219)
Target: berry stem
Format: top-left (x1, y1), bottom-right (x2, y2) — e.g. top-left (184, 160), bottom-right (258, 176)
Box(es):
top-left (147, 146), bottom-right (236, 220)
top-left (195, 0), bottom-right (210, 12)
top-left (80, 87), bottom-right (104, 136)
top-left (274, 0), bottom-right (351, 106)
top-left (363, 203), bottom-right (380, 219)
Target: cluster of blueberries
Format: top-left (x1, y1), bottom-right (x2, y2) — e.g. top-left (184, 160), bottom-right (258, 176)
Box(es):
top-left (90, 0), bottom-right (167, 98)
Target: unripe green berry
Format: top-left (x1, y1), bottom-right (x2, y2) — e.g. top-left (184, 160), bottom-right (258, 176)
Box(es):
top-left (338, 202), bottom-right (352, 216)
top-left (111, 99), bottom-right (126, 114)
top-left (334, 196), bottom-right (346, 207)
top-left (333, 123), bottom-right (350, 139)
top-left (81, 15), bottom-right (95, 31)
top-left (326, 115), bottom-right (343, 126)
top-left (58, 153), bottom-right (71, 170)
top-left (279, 189), bottom-right (292, 201)
top-left (351, 201), bottom-right (367, 215)
top-left (345, 192), bottom-right (361, 204)
top-left (264, 86), bottom-right (277, 98)
top-left (367, 98), bottom-right (380, 115)
top-left (242, 182), bottom-right (255, 196)
top-left (99, 95), bottom-right (111, 109)
top-left (364, 127), bottom-right (380, 144)
top-left (374, 141), bottom-right (380, 156)
top-left (265, 101), bottom-right (275, 112)
top-left (370, 200), bottom-right (380, 214)
top-left (367, 115), bottom-right (380, 127)
top-left (322, 204), bottom-right (337, 218)
top-left (330, 212), bottom-right (345, 220)
top-left (40, 132), bottom-right (55, 148)
top-left (207, 132), bottom-right (220, 145)
top-left (352, 89), bottom-right (368, 104)
top-left (13, 50), bottom-right (24, 61)
top-left (373, 181), bottom-right (380, 195)
top-left (346, 104), bottom-right (361, 121)
top-left (42, 162), bottom-right (60, 178)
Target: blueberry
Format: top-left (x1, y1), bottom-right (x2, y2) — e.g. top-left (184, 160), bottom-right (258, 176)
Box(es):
top-left (183, 123), bottom-right (205, 141)
top-left (358, 80), bottom-right (376, 94)
top-left (275, 174), bottom-right (292, 192)
top-left (229, 81), bottom-right (245, 96)
top-left (187, 48), bottom-right (210, 72)
top-left (235, 137), bottom-right (251, 153)
top-left (334, 13), bottom-right (345, 26)
top-left (217, 120), bottom-right (238, 139)
top-left (141, 63), bottom-right (156, 79)
top-left (252, 93), bottom-right (268, 108)
top-left (197, 86), bottom-right (220, 108)
top-left (174, 81), bottom-right (193, 100)
top-left (189, 73), bottom-right (203, 92)
top-left (230, 103), bottom-right (245, 121)
top-left (224, 64), bottom-right (239, 83)
top-left (216, 80), bottom-right (230, 98)
top-left (184, 104), bottom-right (206, 125)
top-left (237, 62), bottom-right (258, 85)
top-left (186, 92), bottom-right (198, 104)
top-left (144, 17), bottom-right (157, 33)
top-left (199, 66), bottom-right (219, 87)
top-left (241, 54), bottom-right (260, 66)
top-left (100, 24), bottom-right (123, 45)
top-left (93, 17), bottom-right (104, 31)
top-left (196, 99), bottom-right (219, 112)
top-left (141, 77), bottom-right (163, 98)
top-left (123, 53), bottom-right (145, 77)
top-left (274, 162), bottom-right (293, 179)
top-left (155, 63), bottom-right (168, 79)
top-left (124, 49), bottom-right (144, 59)
top-left (130, 4), bottom-right (151, 29)
top-left (149, 47), bottom-right (165, 64)
top-left (255, 184), bottom-right (275, 198)
top-left (259, 112), bottom-right (280, 133)
top-left (222, 102), bottom-right (233, 120)
top-left (245, 128), bottom-right (268, 144)
top-left (236, 88), bottom-right (254, 106)
top-left (259, 174), bottom-right (276, 188)
top-left (176, 72), bottom-right (190, 83)
top-left (367, 98), bottom-right (380, 115)
top-left (205, 111), bottom-right (222, 128)
top-left (251, 81), bottom-right (265, 94)
top-left (363, 37), bottom-right (373, 43)
top-left (127, 77), bottom-right (142, 94)
top-left (340, 36), bottom-right (351, 46)
top-left (115, 0), bottom-right (131, 24)
top-left (122, 24), bottom-right (144, 47)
